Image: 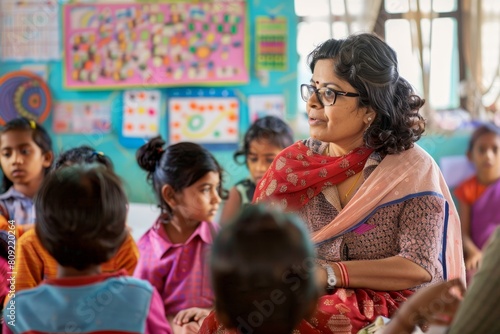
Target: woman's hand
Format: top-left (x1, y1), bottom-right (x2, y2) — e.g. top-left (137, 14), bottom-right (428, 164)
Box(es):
top-left (173, 307), bottom-right (211, 325)
top-left (465, 249), bottom-right (483, 271)
top-left (381, 278), bottom-right (465, 334)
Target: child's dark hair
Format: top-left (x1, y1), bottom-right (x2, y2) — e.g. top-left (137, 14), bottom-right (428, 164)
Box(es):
top-left (234, 116), bottom-right (294, 164)
top-left (468, 123), bottom-right (500, 153)
top-left (136, 136), bottom-right (227, 217)
top-left (211, 205), bottom-right (318, 334)
top-left (35, 164), bottom-right (128, 271)
top-left (0, 117), bottom-right (53, 192)
top-left (55, 145), bottom-right (113, 170)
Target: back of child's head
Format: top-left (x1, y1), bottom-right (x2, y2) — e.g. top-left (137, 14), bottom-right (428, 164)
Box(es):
top-left (234, 116), bottom-right (294, 163)
top-left (468, 123), bottom-right (500, 153)
top-left (136, 136), bottom-right (226, 217)
top-left (55, 145), bottom-right (113, 170)
top-left (211, 205), bottom-right (318, 334)
top-left (35, 164), bottom-right (128, 271)
top-left (0, 117), bottom-right (53, 192)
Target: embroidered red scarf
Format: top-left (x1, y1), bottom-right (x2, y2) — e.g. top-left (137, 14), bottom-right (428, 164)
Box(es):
top-left (253, 141), bottom-right (374, 210)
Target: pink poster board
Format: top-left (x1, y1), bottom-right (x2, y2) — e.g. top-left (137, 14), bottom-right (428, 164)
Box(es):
top-left (63, 2), bottom-right (248, 89)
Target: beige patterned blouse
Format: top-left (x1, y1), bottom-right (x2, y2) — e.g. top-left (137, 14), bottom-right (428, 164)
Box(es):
top-left (297, 139), bottom-right (444, 289)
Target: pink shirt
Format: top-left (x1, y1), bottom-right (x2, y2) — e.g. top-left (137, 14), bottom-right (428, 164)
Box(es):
top-left (133, 219), bottom-right (218, 316)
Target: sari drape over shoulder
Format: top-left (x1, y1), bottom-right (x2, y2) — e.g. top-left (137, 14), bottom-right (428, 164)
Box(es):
top-left (254, 141), bottom-right (465, 282)
top-left (200, 142), bottom-right (465, 334)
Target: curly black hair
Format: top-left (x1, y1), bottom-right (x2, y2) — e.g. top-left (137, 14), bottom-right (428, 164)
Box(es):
top-left (307, 33), bottom-right (425, 155)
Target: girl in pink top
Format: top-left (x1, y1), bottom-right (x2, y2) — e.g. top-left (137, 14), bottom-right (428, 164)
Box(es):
top-left (134, 136), bottom-right (226, 334)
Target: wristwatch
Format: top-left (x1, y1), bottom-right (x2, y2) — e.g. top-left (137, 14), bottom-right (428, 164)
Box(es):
top-left (323, 264), bottom-right (337, 290)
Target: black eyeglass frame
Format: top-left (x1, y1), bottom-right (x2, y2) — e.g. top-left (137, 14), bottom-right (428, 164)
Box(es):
top-left (300, 84), bottom-right (360, 106)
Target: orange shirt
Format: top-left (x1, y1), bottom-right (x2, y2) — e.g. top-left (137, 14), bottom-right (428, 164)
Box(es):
top-left (13, 228), bottom-right (139, 293)
top-left (454, 176), bottom-right (487, 205)
top-left (0, 213), bottom-right (28, 238)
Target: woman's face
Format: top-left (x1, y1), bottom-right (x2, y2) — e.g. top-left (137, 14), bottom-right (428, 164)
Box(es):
top-left (306, 59), bottom-right (373, 151)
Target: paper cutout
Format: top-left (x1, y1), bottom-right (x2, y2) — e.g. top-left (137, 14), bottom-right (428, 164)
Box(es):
top-left (248, 94), bottom-right (286, 122)
top-left (0, 71), bottom-right (52, 125)
top-left (0, 0), bottom-right (60, 61)
top-left (63, 2), bottom-right (248, 89)
top-left (168, 89), bottom-right (239, 145)
top-left (255, 16), bottom-right (287, 71)
top-left (122, 90), bottom-right (160, 138)
top-left (53, 101), bottom-right (111, 134)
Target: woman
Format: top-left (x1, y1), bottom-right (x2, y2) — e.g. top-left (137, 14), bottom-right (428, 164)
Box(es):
top-left (200, 33), bottom-right (465, 334)
top-left (255, 32), bottom-right (465, 333)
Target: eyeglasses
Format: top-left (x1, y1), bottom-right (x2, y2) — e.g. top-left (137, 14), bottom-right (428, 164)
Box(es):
top-left (300, 84), bottom-right (360, 106)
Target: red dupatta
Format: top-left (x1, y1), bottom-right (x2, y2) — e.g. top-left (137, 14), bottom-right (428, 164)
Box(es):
top-left (253, 141), bottom-right (374, 210)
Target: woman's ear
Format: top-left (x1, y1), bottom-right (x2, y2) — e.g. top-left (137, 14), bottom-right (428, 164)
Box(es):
top-left (161, 184), bottom-right (177, 207)
top-left (364, 108), bottom-right (376, 125)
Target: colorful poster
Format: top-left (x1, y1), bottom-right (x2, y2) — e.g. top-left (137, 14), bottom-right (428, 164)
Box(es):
top-left (0, 71), bottom-right (52, 125)
top-left (255, 16), bottom-right (287, 71)
top-left (63, 2), bottom-right (248, 89)
top-left (168, 89), bottom-right (239, 145)
top-left (248, 94), bottom-right (286, 122)
top-left (53, 101), bottom-right (111, 134)
top-left (122, 90), bottom-right (160, 138)
top-left (0, 0), bottom-right (60, 61)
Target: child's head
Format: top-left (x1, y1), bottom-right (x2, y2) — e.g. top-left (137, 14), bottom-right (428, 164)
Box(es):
top-left (35, 164), bottom-right (128, 271)
top-left (211, 205), bottom-right (318, 334)
top-left (136, 136), bottom-right (226, 222)
top-left (467, 123), bottom-right (500, 176)
top-left (234, 116), bottom-right (294, 185)
top-left (55, 145), bottom-right (113, 170)
top-left (0, 117), bottom-right (53, 192)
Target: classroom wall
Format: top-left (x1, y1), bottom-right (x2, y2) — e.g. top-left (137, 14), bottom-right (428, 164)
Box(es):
top-left (0, 0), bottom-right (299, 204)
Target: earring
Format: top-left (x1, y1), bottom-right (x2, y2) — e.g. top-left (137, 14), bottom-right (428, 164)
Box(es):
top-left (367, 117), bottom-right (372, 122)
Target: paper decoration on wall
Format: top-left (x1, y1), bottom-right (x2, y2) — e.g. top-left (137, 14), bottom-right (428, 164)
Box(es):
top-left (0, 71), bottom-right (52, 125)
top-left (248, 94), bottom-right (286, 122)
top-left (255, 16), bottom-right (287, 71)
top-left (168, 89), bottom-right (239, 147)
top-left (119, 90), bottom-right (161, 148)
top-left (63, 2), bottom-right (248, 89)
top-left (53, 101), bottom-right (111, 134)
top-left (0, 0), bottom-right (60, 61)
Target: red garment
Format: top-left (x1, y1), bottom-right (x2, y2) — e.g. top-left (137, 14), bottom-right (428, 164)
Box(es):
top-left (454, 176), bottom-right (487, 205)
top-left (253, 141), bottom-right (374, 210)
top-left (199, 288), bottom-right (413, 334)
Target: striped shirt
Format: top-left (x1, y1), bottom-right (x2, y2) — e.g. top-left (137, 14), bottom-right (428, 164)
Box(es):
top-left (0, 187), bottom-right (35, 237)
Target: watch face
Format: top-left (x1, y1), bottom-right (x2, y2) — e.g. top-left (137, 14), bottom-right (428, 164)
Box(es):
top-left (328, 277), bottom-right (336, 285)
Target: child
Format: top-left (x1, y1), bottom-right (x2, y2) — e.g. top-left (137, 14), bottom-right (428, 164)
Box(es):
top-left (11, 146), bottom-right (139, 293)
top-left (0, 118), bottom-right (53, 237)
top-left (134, 136), bottom-right (225, 333)
top-left (220, 116), bottom-right (294, 225)
top-left (454, 123), bottom-right (500, 278)
top-left (199, 205), bottom-right (319, 334)
top-left (2, 164), bottom-right (171, 334)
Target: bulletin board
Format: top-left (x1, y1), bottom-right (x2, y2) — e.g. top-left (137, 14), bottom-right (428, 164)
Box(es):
top-left (119, 90), bottom-right (161, 148)
top-left (168, 88), bottom-right (239, 149)
top-left (62, 2), bottom-right (248, 90)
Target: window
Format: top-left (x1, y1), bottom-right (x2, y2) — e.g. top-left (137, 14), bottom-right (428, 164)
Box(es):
top-left (295, 0), bottom-right (461, 113)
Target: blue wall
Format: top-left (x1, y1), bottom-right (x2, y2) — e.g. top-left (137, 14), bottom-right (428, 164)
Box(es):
top-left (0, 0), bottom-right (299, 204)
